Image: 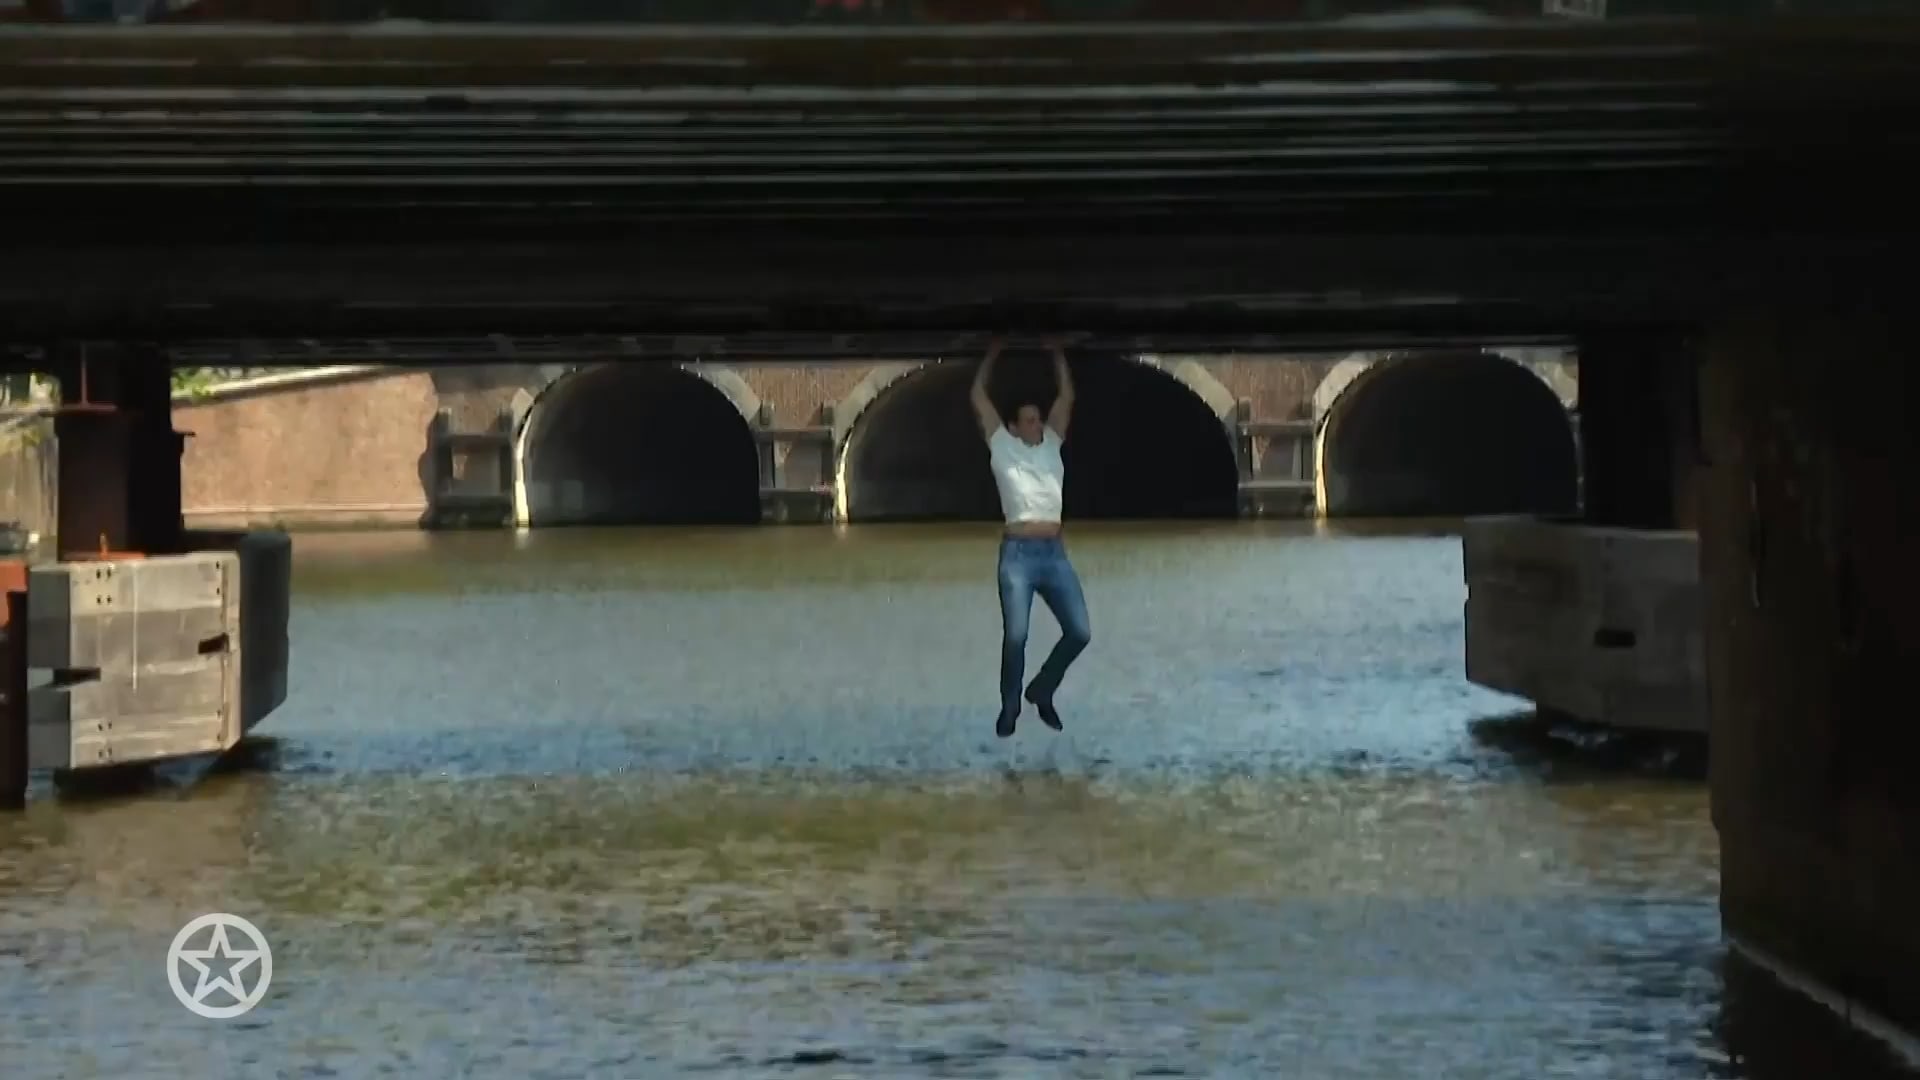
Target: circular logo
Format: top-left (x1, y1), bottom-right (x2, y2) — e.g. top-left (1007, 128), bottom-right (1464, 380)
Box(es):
top-left (166, 913), bottom-right (273, 1019)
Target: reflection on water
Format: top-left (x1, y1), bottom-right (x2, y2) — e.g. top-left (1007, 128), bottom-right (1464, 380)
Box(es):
top-left (0, 521), bottom-right (1912, 1078)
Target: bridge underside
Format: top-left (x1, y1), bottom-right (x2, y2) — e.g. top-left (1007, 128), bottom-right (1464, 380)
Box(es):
top-left (0, 16), bottom-right (1914, 350)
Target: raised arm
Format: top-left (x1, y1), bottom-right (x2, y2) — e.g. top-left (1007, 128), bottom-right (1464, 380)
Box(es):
top-left (971, 337), bottom-right (1004, 438)
top-left (1045, 340), bottom-right (1075, 440)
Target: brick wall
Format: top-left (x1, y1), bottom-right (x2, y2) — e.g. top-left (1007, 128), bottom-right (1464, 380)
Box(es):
top-left (178, 371), bottom-right (441, 528)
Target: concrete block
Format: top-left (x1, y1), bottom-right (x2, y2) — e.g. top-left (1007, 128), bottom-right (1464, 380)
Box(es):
top-left (24, 554), bottom-right (234, 671)
top-left (183, 529), bottom-right (291, 736)
top-left (29, 653), bottom-right (234, 767)
top-left (26, 701), bottom-right (69, 770)
top-left (1463, 515), bottom-right (1706, 733)
top-left (16, 539), bottom-right (288, 770)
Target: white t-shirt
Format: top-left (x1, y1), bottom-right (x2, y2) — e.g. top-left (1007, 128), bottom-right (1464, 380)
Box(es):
top-left (988, 426), bottom-right (1065, 524)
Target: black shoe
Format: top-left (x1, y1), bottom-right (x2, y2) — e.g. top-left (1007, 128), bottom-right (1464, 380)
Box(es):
top-left (996, 705), bottom-right (1019, 738)
top-left (1023, 685), bottom-right (1063, 731)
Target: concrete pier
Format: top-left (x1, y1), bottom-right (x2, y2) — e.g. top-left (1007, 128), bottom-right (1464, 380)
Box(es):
top-left (1459, 303), bottom-right (1920, 1050)
top-left (1462, 333), bottom-right (1707, 732)
top-left (1463, 516), bottom-right (1705, 733)
top-left (0, 349), bottom-right (292, 805)
top-left (1700, 304), bottom-right (1920, 1046)
top-left (23, 539), bottom-right (288, 769)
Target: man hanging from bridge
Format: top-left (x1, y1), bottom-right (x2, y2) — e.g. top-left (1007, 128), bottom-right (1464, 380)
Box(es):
top-left (971, 336), bottom-right (1093, 738)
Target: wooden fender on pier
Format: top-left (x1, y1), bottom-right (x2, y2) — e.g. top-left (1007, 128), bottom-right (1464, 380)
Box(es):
top-left (20, 533), bottom-right (289, 771)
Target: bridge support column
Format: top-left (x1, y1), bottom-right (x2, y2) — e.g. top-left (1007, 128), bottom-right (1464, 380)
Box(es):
top-left (50, 346), bottom-right (185, 557)
top-left (1462, 332), bottom-right (1706, 732)
top-left (0, 346), bottom-right (291, 808)
top-left (1577, 332), bottom-right (1701, 530)
top-left (1700, 305), bottom-right (1920, 1048)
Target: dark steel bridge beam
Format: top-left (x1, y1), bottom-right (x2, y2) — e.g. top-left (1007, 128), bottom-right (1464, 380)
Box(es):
top-left (0, 229), bottom-right (1892, 345)
top-left (0, 17), bottom-right (1913, 343)
top-left (0, 19), bottom-right (1913, 229)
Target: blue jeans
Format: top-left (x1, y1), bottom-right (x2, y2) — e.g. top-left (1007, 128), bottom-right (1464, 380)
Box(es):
top-left (997, 536), bottom-right (1093, 712)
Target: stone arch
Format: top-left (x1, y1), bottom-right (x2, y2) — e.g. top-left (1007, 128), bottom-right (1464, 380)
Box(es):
top-left (680, 362), bottom-right (764, 426)
top-left (1127, 355), bottom-right (1238, 423)
top-left (1311, 348), bottom-right (1574, 423)
top-left (1489, 346), bottom-right (1579, 407)
top-left (1310, 351), bottom-right (1394, 422)
top-left (1313, 350), bottom-right (1579, 519)
top-left (834, 351), bottom-right (1240, 523)
top-left (513, 361), bottom-right (762, 527)
top-left (830, 361), bottom-right (931, 458)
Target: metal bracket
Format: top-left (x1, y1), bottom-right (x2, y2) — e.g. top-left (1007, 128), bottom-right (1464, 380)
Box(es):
top-left (56, 351), bottom-right (126, 417)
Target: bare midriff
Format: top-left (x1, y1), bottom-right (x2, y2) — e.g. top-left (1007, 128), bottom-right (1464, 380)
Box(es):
top-left (1004, 520), bottom-right (1063, 539)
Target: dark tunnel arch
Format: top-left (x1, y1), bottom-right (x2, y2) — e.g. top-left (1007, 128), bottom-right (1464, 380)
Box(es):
top-left (518, 363), bottom-right (761, 526)
top-left (1317, 351), bottom-right (1579, 518)
top-left (838, 354), bottom-right (1241, 523)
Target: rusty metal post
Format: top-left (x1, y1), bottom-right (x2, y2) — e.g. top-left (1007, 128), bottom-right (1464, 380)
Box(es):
top-left (54, 400), bottom-right (134, 559)
top-left (50, 344), bottom-right (184, 559)
top-left (1, 576), bottom-right (27, 811)
top-left (129, 357), bottom-right (186, 555)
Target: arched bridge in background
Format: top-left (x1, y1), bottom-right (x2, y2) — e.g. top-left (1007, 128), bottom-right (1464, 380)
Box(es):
top-left (517, 363), bottom-right (765, 527)
top-left (154, 348), bottom-right (1583, 530)
top-left (507, 349), bottom-right (1578, 527)
top-left (1313, 350), bottom-right (1579, 519)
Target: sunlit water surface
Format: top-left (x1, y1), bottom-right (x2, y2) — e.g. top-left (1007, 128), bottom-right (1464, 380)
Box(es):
top-left (0, 521), bottom-right (1903, 1078)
